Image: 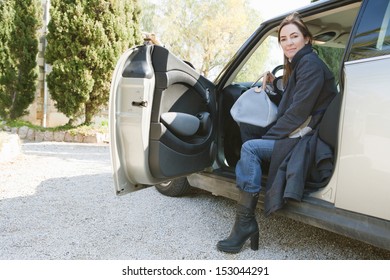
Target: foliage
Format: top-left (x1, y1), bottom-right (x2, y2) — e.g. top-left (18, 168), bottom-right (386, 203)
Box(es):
top-left (45, 0), bottom-right (142, 125)
top-left (4, 119), bottom-right (47, 131)
top-left (139, 0), bottom-right (263, 79)
top-left (310, 0), bottom-right (343, 83)
top-left (67, 124), bottom-right (108, 136)
top-left (138, 0), bottom-right (157, 34)
top-left (0, 0), bottom-right (41, 120)
top-left (315, 46), bottom-right (344, 83)
top-left (234, 37), bottom-right (276, 83)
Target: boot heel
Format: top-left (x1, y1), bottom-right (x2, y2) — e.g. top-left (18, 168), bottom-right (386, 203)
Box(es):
top-left (217, 190), bottom-right (260, 254)
top-left (250, 231), bottom-right (259, 250)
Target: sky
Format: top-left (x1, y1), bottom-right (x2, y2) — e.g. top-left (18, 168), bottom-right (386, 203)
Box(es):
top-left (144, 0), bottom-right (312, 21)
top-left (250, 0), bottom-right (312, 20)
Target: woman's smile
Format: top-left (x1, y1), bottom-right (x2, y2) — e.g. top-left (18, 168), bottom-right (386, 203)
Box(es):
top-left (279, 24), bottom-right (307, 60)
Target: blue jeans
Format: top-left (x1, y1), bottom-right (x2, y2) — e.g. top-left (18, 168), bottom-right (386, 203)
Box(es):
top-left (235, 139), bottom-right (275, 193)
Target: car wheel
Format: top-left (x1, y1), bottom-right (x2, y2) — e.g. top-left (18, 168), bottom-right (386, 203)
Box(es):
top-left (155, 177), bottom-right (192, 197)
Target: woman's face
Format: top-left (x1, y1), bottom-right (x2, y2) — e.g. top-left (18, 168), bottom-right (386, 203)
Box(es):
top-left (279, 23), bottom-right (308, 60)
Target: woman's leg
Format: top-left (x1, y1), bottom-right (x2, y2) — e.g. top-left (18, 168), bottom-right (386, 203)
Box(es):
top-left (217, 139), bottom-right (275, 253)
top-left (235, 139), bottom-right (275, 193)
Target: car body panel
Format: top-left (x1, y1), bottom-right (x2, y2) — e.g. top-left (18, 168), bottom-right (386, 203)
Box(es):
top-left (336, 56), bottom-right (390, 221)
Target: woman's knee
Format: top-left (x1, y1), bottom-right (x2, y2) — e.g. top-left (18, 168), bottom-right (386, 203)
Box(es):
top-left (241, 139), bottom-right (275, 160)
top-left (241, 139), bottom-right (258, 155)
top-left (243, 138), bottom-right (259, 149)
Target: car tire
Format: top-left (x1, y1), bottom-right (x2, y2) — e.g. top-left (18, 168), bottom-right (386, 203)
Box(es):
top-left (155, 177), bottom-right (192, 197)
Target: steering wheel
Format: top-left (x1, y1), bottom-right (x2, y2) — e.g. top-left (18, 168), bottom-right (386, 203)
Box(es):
top-left (271, 64), bottom-right (284, 95)
top-left (271, 64), bottom-right (284, 77)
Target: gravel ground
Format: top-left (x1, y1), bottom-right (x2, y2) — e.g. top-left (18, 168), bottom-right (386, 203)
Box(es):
top-left (1, 141), bottom-right (389, 260)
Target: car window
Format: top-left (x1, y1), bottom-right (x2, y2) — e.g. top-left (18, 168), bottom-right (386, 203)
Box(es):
top-left (233, 35), bottom-right (284, 83)
top-left (314, 45), bottom-right (345, 84)
top-left (233, 35), bottom-right (346, 85)
top-left (348, 0), bottom-right (390, 61)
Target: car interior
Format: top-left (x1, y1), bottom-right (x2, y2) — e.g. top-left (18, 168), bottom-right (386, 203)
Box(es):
top-left (220, 2), bottom-right (362, 188)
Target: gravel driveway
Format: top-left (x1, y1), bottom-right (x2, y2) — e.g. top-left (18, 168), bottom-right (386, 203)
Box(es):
top-left (1, 142), bottom-right (389, 260)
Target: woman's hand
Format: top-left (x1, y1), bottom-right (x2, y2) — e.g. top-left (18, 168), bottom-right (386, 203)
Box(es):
top-left (266, 71), bottom-right (276, 84)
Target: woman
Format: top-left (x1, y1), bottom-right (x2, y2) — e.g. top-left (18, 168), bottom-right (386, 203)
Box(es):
top-left (217, 12), bottom-right (338, 253)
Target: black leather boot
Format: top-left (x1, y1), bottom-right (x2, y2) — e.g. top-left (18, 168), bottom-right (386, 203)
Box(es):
top-left (217, 190), bottom-right (259, 253)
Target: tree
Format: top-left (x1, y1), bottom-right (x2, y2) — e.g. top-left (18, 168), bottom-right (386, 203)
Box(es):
top-left (45, 0), bottom-right (142, 125)
top-left (140, 0), bottom-right (262, 79)
top-left (0, 0), bottom-right (41, 120)
top-left (0, 1), bottom-right (14, 119)
top-left (138, 0), bottom-right (158, 34)
top-left (311, 0), bottom-right (343, 82)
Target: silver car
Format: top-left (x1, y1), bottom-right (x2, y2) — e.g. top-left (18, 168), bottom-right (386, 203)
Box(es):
top-left (109, 0), bottom-right (390, 251)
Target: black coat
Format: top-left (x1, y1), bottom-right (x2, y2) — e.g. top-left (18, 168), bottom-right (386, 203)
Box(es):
top-left (264, 130), bottom-right (334, 215)
top-left (262, 44), bottom-right (338, 215)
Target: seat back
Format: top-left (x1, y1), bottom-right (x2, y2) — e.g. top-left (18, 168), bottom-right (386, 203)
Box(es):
top-left (318, 93), bottom-right (342, 150)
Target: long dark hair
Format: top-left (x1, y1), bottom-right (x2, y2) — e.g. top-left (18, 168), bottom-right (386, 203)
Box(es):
top-left (278, 12), bottom-right (313, 86)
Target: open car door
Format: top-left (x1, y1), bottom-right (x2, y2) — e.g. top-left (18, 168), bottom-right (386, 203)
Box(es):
top-left (109, 44), bottom-right (217, 195)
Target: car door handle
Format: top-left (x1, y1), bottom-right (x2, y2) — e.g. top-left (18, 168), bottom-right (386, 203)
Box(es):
top-left (132, 101), bottom-right (148, 107)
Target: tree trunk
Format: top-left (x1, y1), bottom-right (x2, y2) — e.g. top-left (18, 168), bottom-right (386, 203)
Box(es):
top-left (84, 103), bottom-right (93, 125)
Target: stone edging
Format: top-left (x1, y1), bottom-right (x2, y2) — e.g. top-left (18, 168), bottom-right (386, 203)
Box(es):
top-left (3, 125), bottom-right (109, 144)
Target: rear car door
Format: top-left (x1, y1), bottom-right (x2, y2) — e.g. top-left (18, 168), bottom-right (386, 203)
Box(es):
top-left (109, 44), bottom-right (217, 195)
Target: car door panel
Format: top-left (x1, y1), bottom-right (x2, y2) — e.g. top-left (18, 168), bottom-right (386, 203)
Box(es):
top-left (110, 45), bottom-right (216, 195)
top-left (109, 47), bottom-right (156, 195)
top-left (149, 45), bottom-right (216, 179)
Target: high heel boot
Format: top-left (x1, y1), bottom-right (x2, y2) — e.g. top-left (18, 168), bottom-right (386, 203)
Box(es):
top-left (217, 190), bottom-right (259, 253)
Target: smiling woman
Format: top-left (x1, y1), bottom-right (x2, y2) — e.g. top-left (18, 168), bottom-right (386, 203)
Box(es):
top-left (216, 11), bottom-right (338, 254)
top-left (279, 26), bottom-right (310, 60)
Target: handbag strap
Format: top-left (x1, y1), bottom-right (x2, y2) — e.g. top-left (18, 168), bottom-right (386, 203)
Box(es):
top-left (251, 71), bottom-right (270, 88)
